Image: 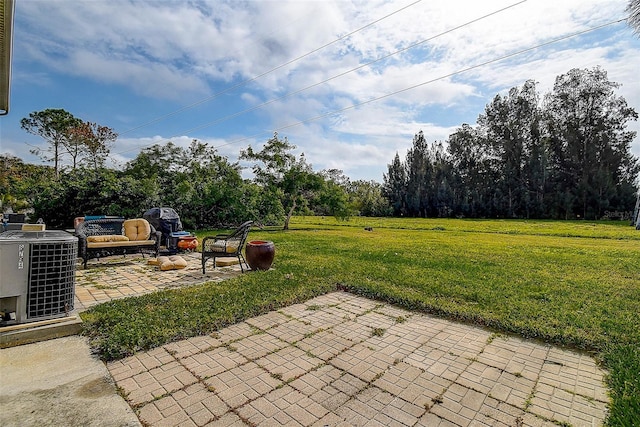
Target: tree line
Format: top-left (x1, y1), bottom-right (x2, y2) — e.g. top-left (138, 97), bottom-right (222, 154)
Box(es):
top-left (2, 67), bottom-right (638, 228)
top-left (1, 131), bottom-right (390, 230)
top-left (383, 67), bottom-right (639, 220)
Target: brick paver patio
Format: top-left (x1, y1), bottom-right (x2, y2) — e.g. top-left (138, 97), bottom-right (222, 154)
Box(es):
top-left (74, 252), bottom-right (243, 310)
top-left (102, 290), bottom-right (608, 426)
top-left (74, 254), bottom-right (609, 426)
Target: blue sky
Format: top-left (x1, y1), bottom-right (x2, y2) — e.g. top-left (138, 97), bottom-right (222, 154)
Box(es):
top-left (1, 0), bottom-right (639, 182)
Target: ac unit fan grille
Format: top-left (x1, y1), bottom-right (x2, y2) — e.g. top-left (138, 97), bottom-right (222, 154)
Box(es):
top-left (27, 241), bottom-right (77, 319)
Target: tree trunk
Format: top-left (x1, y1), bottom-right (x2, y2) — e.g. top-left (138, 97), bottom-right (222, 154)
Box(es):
top-left (54, 141), bottom-right (60, 178)
top-left (284, 199), bottom-right (296, 230)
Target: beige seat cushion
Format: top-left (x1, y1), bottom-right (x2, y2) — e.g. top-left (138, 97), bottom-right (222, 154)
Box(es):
top-left (124, 219), bottom-right (151, 241)
top-left (87, 235), bottom-right (129, 243)
top-left (158, 255), bottom-right (188, 271)
top-left (22, 224), bottom-right (46, 231)
top-left (216, 257), bottom-right (240, 267)
top-left (211, 240), bottom-right (239, 253)
top-left (87, 239), bottom-right (154, 249)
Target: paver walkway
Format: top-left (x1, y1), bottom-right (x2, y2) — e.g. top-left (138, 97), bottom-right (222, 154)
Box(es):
top-left (105, 291), bottom-right (609, 427)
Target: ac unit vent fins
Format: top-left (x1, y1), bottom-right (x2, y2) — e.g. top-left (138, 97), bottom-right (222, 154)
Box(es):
top-left (27, 241), bottom-right (77, 319)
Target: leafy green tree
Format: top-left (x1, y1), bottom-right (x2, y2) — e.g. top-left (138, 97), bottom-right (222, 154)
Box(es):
top-left (247, 185), bottom-right (286, 226)
top-left (479, 80), bottom-right (544, 218)
top-left (429, 141), bottom-right (455, 217)
top-left (404, 131), bottom-right (433, 217)
top-left (447, 124), bottom-right (490, 216)
top-left (125, 142), bottom-right (182, 178)
top-left (65, 126), bottom-right (87, 170)
top-left (124, 142), bottom-right (183, 209)
top-left (174, 140), bottom-right (247, 228)
top-left (314, 169), bottom-right (353, 220)
top-left (347, 180), bottom-right (391, 217)
top-left (543, 67), bottom-right (638, 219)
top-left (441, 68), bottom-right (637, 220)
top-left (240, 133), bottom-right (321, 230)
top-left (20, 109), bottom-right (81, 177)
top-left (25, 168), bottom-right (153, 228)
top-left (67, 121), bottom-right (118, 170)
top-left (124, 140), bottom-right (249, 229)
top-left (385, 132), bottom-right (454, 218)
top-left (0, 154), bottom-right (56, 215)
top-left (383, 153), bottom-right (407, 216)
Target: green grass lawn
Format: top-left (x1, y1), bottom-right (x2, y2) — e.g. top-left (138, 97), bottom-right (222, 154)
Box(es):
top-left (80, 217), bottom-right (640, 425)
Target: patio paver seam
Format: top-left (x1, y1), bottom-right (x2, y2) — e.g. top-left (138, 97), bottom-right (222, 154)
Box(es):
top-left (177, 308), bottom-right (422, 424)
top-left (285, 300), bottom-right (547, 425)
top-left (440, 374), bottom-right (556, 427)
top-left (132, 350), bottom-right (243, 423)
top-left (89, 259), bottom-right (608, 427)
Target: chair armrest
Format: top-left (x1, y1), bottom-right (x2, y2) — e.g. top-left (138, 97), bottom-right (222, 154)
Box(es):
top-left (75, 226), bottom-right (88, 240)
top-left (149, 224), bottom-right (161, 242)
top-left (75, 223), bottom-right (88, 241)
top-left (202, 234), bottom-right (229, 246)
top-left (75, 231), bottom-right (88, 259)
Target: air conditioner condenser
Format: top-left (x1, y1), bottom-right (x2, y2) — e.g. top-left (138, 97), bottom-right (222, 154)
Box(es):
top-left (0, 230), bottom-right (78, 325)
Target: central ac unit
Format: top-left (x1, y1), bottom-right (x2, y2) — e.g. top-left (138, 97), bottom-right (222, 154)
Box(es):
top-left (0, 230), bottom-right (78, 325)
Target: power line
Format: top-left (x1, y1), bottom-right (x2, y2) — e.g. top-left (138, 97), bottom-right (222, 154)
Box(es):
top-left (210, 18), bottom-right (626, 151)
top-left (161, 0), bottom-right (527, 137)
top-left (114, 0), bottom-right (526, 156)
top-left (117, 0), bottom-right (423, 136)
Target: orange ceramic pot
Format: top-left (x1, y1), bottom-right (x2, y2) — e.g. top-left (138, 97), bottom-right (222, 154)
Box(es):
top-left (245, 240), bottom-right (275, 271)
top-left (177, 236), bottom-right (198, 251)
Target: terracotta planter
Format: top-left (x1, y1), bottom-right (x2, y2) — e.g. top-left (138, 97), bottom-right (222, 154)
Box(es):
top-left (245, 240), bottom-right (275, 271)
top-left (177, 236), bottom-right (198, 251)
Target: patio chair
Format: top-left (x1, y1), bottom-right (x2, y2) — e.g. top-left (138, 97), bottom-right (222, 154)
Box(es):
top-left (201, 221), bottom-right (253, 273)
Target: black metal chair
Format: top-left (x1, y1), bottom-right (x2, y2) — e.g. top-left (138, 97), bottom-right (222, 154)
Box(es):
top-left (201, 221), bottom-right (253, 273)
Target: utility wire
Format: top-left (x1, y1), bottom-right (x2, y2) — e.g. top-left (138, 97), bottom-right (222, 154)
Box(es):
top-left (210, 18), bottom-right (626, 150)
top-left (117, 0), bottom-right (423, 136)
top-left (114, 0), bottom-right (526, 156)
top-left (159, 0), bottom-right (527, 137)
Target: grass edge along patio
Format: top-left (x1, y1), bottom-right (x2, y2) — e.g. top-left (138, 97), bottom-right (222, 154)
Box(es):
top-left (79, 216), bottom-right (640, 426)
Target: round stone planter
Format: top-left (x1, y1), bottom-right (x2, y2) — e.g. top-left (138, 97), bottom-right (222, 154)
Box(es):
top-left (245, 240), bottom-right (275, 271)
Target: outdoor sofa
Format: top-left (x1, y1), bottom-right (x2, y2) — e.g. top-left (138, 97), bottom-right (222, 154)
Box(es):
top-left (76, 217), bottom-right (160, 268)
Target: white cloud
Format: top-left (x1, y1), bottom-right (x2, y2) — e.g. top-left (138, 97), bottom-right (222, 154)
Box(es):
top-left (7, 0), bottom-right (639, 181)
